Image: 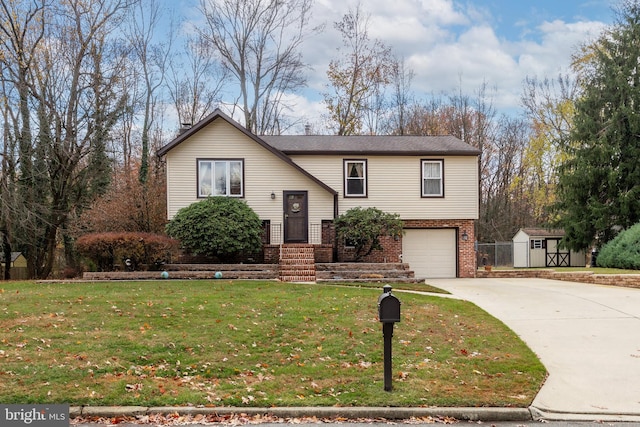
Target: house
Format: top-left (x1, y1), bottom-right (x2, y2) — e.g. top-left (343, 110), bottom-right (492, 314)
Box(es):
top-left (157, 109), bottom-right (480, 279)
top-left (513, 228), bottom-right (587, 268)
top-left (1, 252), bottom-right (28, 280)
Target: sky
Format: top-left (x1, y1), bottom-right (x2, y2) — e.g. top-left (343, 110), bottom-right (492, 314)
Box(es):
top-left (174, 0), bottom-right (617, 127)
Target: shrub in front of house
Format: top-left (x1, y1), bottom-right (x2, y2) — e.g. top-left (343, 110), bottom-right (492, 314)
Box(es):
top-left (596, 222), bottom-right (640, 269)
top-left (334, 207), bottom-right (403, 262)
top-left (76, 232), bottom-right (179, 271)
top-left (165, 197), bottom-right (263, 263)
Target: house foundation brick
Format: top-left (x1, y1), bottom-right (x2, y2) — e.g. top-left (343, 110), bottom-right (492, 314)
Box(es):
top-left (264, 219), bottom-right (477, 278)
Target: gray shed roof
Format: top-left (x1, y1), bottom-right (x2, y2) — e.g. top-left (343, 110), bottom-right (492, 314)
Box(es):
top-left (519, 228), bottom-right (565, 238)
top-left (261, 135), bottom-right (480, 156)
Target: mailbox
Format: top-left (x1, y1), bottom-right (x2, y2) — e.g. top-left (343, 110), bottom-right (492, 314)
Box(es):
top-left (378, 285), bottom-right (401, 323)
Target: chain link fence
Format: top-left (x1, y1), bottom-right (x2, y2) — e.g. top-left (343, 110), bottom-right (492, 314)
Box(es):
top-left (477, 242), bottom-right (513, 267)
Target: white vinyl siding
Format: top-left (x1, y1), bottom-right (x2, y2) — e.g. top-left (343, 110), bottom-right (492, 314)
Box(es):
top-left (164, 120), bottom-right (335, 228)
top-left (290, 154), bottom-right (479, 220)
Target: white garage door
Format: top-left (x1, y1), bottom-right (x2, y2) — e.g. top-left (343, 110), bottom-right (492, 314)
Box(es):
top-left (402, 229), bottom-right (457, 278)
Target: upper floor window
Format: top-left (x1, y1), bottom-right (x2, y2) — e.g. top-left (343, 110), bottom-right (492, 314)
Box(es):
top-left (422, 159), bottom-right (444, 197)
top-left (344, 159), bottom-right (367, 197)
top-left (198, 159), bottom-right (243, 197)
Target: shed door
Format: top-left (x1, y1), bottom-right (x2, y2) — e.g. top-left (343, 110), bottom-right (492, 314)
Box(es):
top-left (403, 229), bottom-right (457, 278)
top-left (546, 238), bottom-right (569, 267)
top-left (284, 191), bottom-right (308, 243)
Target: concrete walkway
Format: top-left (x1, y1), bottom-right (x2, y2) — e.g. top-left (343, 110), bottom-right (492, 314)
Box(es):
top-left (426, 277), bottom-right (640, 422)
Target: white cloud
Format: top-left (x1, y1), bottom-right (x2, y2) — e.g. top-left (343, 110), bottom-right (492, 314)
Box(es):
top-left (179, 0), bottom-right (611, 122)
top-left (303, 0), bottom-right (609, 115)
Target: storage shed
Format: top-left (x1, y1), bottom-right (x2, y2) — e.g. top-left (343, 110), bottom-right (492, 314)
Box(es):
top-left (513, 228), bottom-right (586, 268)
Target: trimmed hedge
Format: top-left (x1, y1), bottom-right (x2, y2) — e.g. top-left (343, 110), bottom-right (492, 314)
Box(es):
top-left (76, 232), bottom-right (179, 271)
top-left (596, 223), bottom-right (640, 269)
top-left (165, 197), bottom-right (263, 263)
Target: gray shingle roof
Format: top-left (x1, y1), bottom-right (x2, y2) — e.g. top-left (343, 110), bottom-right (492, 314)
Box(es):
top-left (157, 109), bottom-right (480, 158)
top-left (261, 135), bottom-right (480, 156)
top-left (520, 228), bottom-right (565, 237)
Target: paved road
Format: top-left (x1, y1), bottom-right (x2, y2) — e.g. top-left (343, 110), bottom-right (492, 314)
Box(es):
top-left (77, 422), bottom-right (640, 427)
top-left (426, 278), bottom-right (640, 422)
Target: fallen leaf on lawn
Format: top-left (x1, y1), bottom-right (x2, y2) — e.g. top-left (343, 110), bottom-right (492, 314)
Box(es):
top-left (125, 383), bottom-right (143, 392)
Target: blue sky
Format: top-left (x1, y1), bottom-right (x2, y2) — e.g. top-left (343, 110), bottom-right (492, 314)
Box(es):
top-left (171, 0), bottom-right (617, 127)
top-left (486, 0), bottom-right (613, 40)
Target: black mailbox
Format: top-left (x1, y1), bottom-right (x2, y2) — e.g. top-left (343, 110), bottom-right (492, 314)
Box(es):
top-left (378, 285), bottom-right (401, 323)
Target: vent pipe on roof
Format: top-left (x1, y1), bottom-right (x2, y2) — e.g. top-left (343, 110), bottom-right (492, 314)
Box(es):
top-left (304, 123), bottom-right (311, 135)
top-left (179, 122), bottom-right (192, 135)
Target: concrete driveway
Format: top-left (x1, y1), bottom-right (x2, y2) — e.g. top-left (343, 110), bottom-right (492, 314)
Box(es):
top-left (425, 277), bottom-right (640, 422)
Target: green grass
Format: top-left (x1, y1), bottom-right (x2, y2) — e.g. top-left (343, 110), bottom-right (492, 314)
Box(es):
top-left (0, 280), bottom-right (545, 407)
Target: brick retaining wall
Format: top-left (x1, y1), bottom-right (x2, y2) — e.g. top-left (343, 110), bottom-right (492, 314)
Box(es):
top-left (477, 269), bottom-right (640, 289)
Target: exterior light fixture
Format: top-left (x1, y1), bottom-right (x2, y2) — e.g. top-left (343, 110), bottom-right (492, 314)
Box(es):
top-left (271, 191), bottom-right (276, 199)
top-left (461, 231), bottom-right (469, 241)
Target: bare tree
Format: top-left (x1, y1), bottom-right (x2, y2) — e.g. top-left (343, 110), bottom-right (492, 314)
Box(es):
top-left (0, 0), bottom-right (135, 278)
top-left (479, 116), bottom-right (531, 240)
top-left (126, 1), bottom-right (173, 184)
top-left (167, 33), bottom-right (227, 128)
top-left (385, 58), bottom-right (414, 135)
top-left (0, 0), bottom-right (47, 279)
top-left (520, 75), bottom-right (578, 226)
top-left (197, 0), bottom-right (317, 135)
top-left (323, 3), bottom-right (393, 135)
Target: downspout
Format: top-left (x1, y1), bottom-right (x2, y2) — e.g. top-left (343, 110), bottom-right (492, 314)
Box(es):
top-left (333, 193), bottom-right (339, 262)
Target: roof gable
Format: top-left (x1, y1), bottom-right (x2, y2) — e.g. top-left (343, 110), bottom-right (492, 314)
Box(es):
top-left (158, 109), bottom-right (272, 157)
top-left (157, 109), bottom-right (337, 196)
top-left (158, 110), bottom-right (480, 158)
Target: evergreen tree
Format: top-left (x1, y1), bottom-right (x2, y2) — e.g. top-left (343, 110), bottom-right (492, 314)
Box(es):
top-left (554, 0), bottom-right (640, 251)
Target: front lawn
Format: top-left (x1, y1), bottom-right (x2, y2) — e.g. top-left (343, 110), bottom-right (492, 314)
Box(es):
top-left (0, 280), bottom-right (545, 407)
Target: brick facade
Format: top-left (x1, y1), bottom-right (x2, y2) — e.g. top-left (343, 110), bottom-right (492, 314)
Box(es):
top-left (336, 235), bottom-right (403, 263)
top-left (262, 218), bottom-right (477, 278)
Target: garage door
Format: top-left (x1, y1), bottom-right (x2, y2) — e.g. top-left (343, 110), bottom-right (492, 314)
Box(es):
top-left (402, 229), bottom-right (457, 278)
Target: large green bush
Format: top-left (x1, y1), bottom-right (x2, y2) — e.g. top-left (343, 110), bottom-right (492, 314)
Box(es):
top-left (596, 222), bottom-right (640, 269)
top-left (334, 207), bottom-right (403, 261)
top-left (165, 197), bottom-right (263, 262)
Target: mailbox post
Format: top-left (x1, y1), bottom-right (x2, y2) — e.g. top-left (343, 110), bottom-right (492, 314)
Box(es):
top-left (377, 285), bottom-right (401, 391)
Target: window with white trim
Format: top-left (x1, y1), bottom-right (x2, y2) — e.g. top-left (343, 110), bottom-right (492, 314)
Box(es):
top-left (344, 159), bottom-right (367, 197)
top-left (421, 159), bottom-right (443, 197)
top-left (198, 159), bottom-right (243, 197)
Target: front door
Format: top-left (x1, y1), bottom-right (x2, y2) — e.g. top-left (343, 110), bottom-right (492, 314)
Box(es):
top-left (284, 191), bottom-right (308, 243)
top-left (546, 238), bottom-right (570, 267)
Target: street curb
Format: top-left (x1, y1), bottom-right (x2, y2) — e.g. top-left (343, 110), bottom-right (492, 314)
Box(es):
top-left (72, 406), bottom-right (534, 422)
